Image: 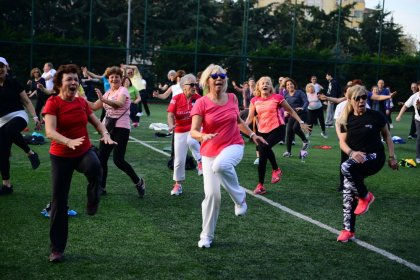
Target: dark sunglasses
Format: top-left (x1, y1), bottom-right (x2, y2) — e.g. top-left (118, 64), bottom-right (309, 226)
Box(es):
top-left (185, 83), bottom-right (198, 87)
top-left (127, 72), bottom-right (134, 75)
top-left (354, 95), bottom-right (368, 101)
top-left (210, 73), bottom-right (227, 80)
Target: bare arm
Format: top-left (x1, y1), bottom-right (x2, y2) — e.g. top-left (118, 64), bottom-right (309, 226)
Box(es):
top-left (154, 86), bottom-right (173, 100)
top-left (281, 100), bottom-right (311, 133)
top-left (381, 125), bottom-right (398, 170)
top-left (245, 102), bottom-right (256, 126)
top-left (190, 115), bottom-right (217, 142)
top-left (395, 105), bottom-right (408, 122)
top-left (19, 90), bottom-right (41, 129)
top-left (44, 114), bottom-right (85, 150)
top-left (88, 113), bottom-right (116, 145)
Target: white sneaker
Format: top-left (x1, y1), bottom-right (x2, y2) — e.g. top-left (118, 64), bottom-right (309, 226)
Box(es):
top-left (253, 158), bottom-right (259, 165)
top-left (321, 132), bottom-right (328, 138)
top-left (136, 112), bottom-right (144, 117)
top-left (302, 141), bottom-right (310, 151)
top-left (235, 201), bottom-right (247, 216)
top-left (416, 158), bottom-right (420, 164)
top-left (390, 124), bottom-right (394, 129)
top-left (283, 151), bottom-right (292, 157)
top-left (170, 183), bottom-right (182, 196)
top-left (278, 141), bottom-right (284, 145)
top-left (198, 238), bottom-right (212, 248)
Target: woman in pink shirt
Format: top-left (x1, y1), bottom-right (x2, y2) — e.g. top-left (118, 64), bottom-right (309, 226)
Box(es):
top-left (190, 64), bottom-right (267, 249)
top-left (90, 66), bottom-right (145, 198)
top-left (246, 77), bottom-right (310, 195)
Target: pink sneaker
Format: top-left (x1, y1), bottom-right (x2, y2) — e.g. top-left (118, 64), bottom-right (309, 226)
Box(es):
top-left (253, 183), bottom-right (267, 195)
top-left (271, 168), bottom-right (282, 184)
top-left (170, 183), bottom-right (182, 196)
top-left (354, 192), bottom-right (375, 215)
top-left (337, 230), bottom-right (355, 242)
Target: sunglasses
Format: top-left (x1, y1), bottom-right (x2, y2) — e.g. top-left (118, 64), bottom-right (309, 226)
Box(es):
top-left (354, 95), bottom-right (368, 101)
top-left (127, 72), bottom-right (134, 75)
top-left (210, 73), bottom-right (227, 80)
top-left (185, 83), bottom-right (198, 87)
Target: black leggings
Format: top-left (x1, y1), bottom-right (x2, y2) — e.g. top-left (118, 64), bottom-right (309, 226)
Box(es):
top-left (257, 126), bottom-right (283, 184)
top-left (49, 149), bottom-right (102, 253)
top-left (138, 90), bottom-right (150, 116)
top-left (98, 127), bottom-right (140, 190)
top-left (340, 151), bottom-right (385, 232)
top-left (307, 107), bottom-right (326, 133)
top-left (286, 112), bottom-right (308, 153)
top-left (35, 96), bottom-right (48, 120)
top-left (0, 117), bottom-right (31, 180)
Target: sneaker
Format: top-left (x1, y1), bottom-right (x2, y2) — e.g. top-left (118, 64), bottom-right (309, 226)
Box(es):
top-left (389, 124), bottom-right (394, 129)
top-left (321, 132), bottom-right (328, 138)
top-left (354, 192), bottom-right (375, 215)
top-left (337, 230), bottom-right (355, 242)
top-left (197, 161), bottom-right (203, 176)
top-left (235, 200), bottom-right (248, 216)
top-left (292, 141), bottom-right (296, 145)
top-left (86, 202), bottom-right (98, 216)
top-left (283, 151), bottom-right (292, 158)
top-left (271, 168), bottom-right (282, 184)
top-left (0, 185), bottom-right (13, 196)
top-left (408, 135), bottom-right (414, 139)
top-left (198, 238), bottom-right (212, 248)
top-left (416, 158), bottom-right (420, 164)
top-left (253, 183), bottom-right (266, 195)
top-left (49, 251), bottom-right (64, 262)
top-left (302, 141), bottom-right (310, 151)
top-left (28, 152), bottom-right (40, 169)
top-left (171, 183), bottom-right (182, 196)
top-left (136, 178), bottom-right (146, 198)
top-left (253, 158), bottom-right (259, 165)
top-left (133, 122), bottom-right (139, 127)
top-left (325, 124), bottom-right (334, 128)
top-left (278, 140), bottom-right (284, 145)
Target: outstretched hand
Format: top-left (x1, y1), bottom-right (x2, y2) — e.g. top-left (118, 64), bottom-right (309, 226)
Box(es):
top-left (67, 136), bottom-right (85, 150)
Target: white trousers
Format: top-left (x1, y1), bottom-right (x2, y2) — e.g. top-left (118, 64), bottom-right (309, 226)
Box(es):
top-left (200, 144), bottom-right (246, 241)
top-left (173, 131), bottom-right (201, 181)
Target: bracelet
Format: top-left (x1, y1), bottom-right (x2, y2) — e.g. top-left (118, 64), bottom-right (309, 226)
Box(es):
top-left (33, 116), bottom-right (39, 120)
top-left (389, 155), bottom-right (396, 160)
top-left (348, 149), bottom-right (353, 157)
top-left (249, 132), bottom-right (256, 139)
top-left (102, 131), bottom-right (110, 137)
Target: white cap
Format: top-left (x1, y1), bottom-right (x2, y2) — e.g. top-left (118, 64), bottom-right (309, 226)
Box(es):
top-left (0, 57), bottom-right (8, 66)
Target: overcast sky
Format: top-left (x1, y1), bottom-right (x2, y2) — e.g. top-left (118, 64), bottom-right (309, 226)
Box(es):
top-left (365, 0), bottom-right (420, 44)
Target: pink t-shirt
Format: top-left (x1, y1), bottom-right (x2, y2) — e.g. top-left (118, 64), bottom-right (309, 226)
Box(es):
top-left (251, 94), bottom-right (285, 133)
top-left (103, 86), bottom-right (131, 129)
top-left (190, 93), bottom-right (244, 157)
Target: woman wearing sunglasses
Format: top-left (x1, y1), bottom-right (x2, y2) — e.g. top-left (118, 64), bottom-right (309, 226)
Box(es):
top-left (336, 85), bottom-right (398, 243)
top-left (167, 74), bottom-right (202, 196)
top-left (190, 64), bottom-right (267, 248)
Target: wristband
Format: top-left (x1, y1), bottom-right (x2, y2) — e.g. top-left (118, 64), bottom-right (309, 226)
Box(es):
top-left (348, 149), bottom-right (353, 157)
top-left (249, 132), bottom-right (256, 139)
top-left (299, 120), bottom-right (304, 124)
top-left (102, 131), bottom-right (110, 137)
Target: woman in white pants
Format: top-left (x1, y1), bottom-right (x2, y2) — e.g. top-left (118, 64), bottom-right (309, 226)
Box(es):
top-left (190, 64), bottom-right (267, 248)
top-left (167, 74), bottom-right (202, 195)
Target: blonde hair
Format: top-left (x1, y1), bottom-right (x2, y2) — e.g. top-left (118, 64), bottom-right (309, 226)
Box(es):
top-left (199, 64), bottom-right (228, 95)
top-left (305, 83), bottom-right (315, 92)
top-left (337, 85), bottom-right (368, 130)
top-left (254, 76), bottom-right (274, 97)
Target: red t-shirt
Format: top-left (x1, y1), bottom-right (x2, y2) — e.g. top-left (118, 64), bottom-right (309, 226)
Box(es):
top-left (251, 94), bottom-right (285, 133)
top-left (42, 96), bottom-right (92, 158)
top-left (167, 93), bottom-right (201, 133)
top-left (190, 93), bottom-right (244, 157)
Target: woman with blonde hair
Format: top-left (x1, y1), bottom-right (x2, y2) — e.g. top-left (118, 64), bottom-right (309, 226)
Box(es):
top-left (246, 76), bottom-right (310, 195)
top-left (336, 85), bottom-right (398, 242)
top-left (190, 64), bottom-right (267, 248)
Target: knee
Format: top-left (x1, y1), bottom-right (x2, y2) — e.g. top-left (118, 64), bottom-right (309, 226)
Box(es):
top-left (212, 161), bottom-right (229, 174)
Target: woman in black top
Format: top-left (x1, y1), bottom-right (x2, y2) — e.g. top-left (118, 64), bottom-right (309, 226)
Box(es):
top-left (0, 57), bottom-right (41, 195)
top-left (336, 85), bottom-right (398, 242)
top-left (27, 67), bottom-right (47, 120)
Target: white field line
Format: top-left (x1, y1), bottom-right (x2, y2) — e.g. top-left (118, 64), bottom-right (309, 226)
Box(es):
top-left (130, 135), bottom-right (420, 274)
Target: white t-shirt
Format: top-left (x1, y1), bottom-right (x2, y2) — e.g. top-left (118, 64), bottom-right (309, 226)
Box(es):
top-left (42, 69), bottom-right (56, 90)
top-left (312, 83), bottom-right (323, 94)
top-left (171, 84), bottom-right (183, 97)
top-left (334, 100), bottom-right (370, 120)
top-left (404, 92), bottom-right (420, 121)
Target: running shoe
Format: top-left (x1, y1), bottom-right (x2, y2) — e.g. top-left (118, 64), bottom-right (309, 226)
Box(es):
top-left (283, 151), bottom-right (292, 158)
top-left (171, 183), bottom-right (182, 196)
top-left (197, 161), bottom-right (203, 176)
top-left (354, 192), bottom-right (375, 215)
top-left (235, 199), bottom-right (248, 216)
top-left (271, 168), bottom-right (282, 184)
top-left (337, 230), bottom-right (355, 242)
top-left (253, 183), bottom-right (267, 195)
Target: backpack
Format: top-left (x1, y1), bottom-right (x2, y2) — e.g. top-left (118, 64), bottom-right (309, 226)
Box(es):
top-left (167, 155), bottom-right (196, 170)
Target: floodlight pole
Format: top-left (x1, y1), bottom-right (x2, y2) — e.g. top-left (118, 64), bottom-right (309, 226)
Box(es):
top-left (126, 0), bottom-right (132, 64)
top-left (376, 0), bottom-right (385, 80)
top-left (88, 0), bottom-right (93, 68)
top-left (240, 0), bottom-right (249, 83)
top-left (334, 0), bottom-right (342, 77)
top-left (194, 0), bottom-right (201, 74)
top-left (289, 0), bottom-right (297, 77)
top-left (30, 0), bottom-right (35, 69)
top-left (142, 0), bottom-right (148, 63)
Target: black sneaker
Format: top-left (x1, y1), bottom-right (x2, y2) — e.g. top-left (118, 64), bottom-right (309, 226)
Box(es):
top-left (86, 202), bottom-right (99, 216)
top-left (0, 185), bottom-right (13, 196)
top-left (135, 178), bottom-right (145, 198)
top-left (28, 152), bottom-right (40, 169)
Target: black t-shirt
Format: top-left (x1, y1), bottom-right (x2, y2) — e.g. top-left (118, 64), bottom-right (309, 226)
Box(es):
top-left (341, 109), bottom-right (387, 153)
top-left (0, 77), bottom-right (25, 117)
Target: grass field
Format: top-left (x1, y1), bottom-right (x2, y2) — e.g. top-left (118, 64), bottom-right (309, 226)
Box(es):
top-left (0, 103), bottom-right (419, 280)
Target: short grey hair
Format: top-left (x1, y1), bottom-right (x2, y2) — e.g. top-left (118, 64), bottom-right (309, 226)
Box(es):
top-left (179, 73), bottom-right (197, 88)
top-left (167, 70), bottom-right (176, 78)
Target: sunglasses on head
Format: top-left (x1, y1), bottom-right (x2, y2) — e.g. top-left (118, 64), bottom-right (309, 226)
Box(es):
top-left (354, 94), bottom-right (368, 101)
top-left (210, 73), bottom-right (227, 80)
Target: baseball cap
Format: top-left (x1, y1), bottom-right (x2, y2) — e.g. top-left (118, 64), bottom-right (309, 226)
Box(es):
top-left (0, 57), bottom-right (8, 66)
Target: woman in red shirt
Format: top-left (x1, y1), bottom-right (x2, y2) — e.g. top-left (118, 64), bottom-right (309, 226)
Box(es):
top-left (191, 64), bottom-right (266, 248)
top-left (43, 64), bottom-right (114, 262)
top-left (167, 74), bottom-right (202, 196)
